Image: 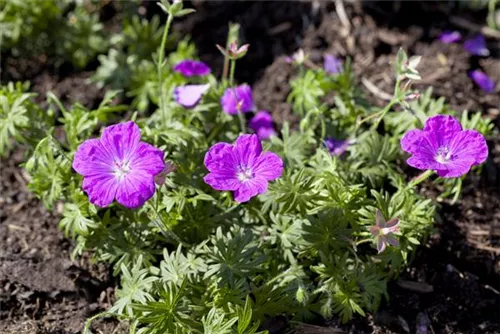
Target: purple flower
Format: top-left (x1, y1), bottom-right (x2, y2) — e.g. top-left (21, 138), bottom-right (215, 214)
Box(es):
top-left (72, 122), bottom-right (165, 209)
top-left (173, 59), bottom-right (211, 77)
top-left (464, 35), bottom-right (490, 56)
top-left (370, 209), bottom-right (400, 254)
top-left (173, 84), bottom-right (210, 109)
top-left (439, 31), bottom-right (462, 44)
top-left (249, 111), bottom-right (277, 140)
top-left (324, 137), bottom-right (349, 156)
top-left (203, 134), bottom-right (283, 203)
top-left (401, 115), bottom-right (488, 178)
top-left (323, 54), bottom-right (343, 74)
top-left (221, 84), bottom-right (254, 115)
top-left (469, 70), bottom-right (495, 93)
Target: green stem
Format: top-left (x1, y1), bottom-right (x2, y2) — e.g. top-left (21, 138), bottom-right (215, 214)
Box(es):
top-left (147, 197), bottom-right (184, 246)
top-left (406, 170), bottom-right (434, 190)
top-left (157, 13), bottom-right (174, 118)
top-left (229, 58), bottom-right (236, 86)
top-left (370, 98), bottom-right (397, 131)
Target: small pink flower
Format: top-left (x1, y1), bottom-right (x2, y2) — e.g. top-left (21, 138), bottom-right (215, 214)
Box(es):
top-left (370, 209), bottom-right (400, 253)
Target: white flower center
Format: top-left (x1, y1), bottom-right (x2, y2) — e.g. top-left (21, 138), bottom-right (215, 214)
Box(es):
top-left (113, 160), bottom-right (131, 180)
top-left (435, 146), bottom-right (452, 164)
top-left (237, 165), bottom-right (254, 182)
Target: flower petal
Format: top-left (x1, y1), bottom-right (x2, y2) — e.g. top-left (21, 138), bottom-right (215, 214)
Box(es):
top-left (469, 70), bottom-right (495, 93)
top-left (464, 35), bottom-right (490, 56)
top-left (423, 115), bottom-right (462, 133)
top-left (233, 134), bottom-right (262, 168)
top-left (221, 84), bottom-right (254, 115)
top-left (435, 157), bottom-right (476, 178)
top-left (203, 172), bottom-right (240, 191)
top-left (204, 142), bottom-right (237, 174)
top-left (448, 129), bottom-right (488, 166)
top-left (173, 59), bottom-right (211, 77)
top-left (249, 111), bottom-right (276, 140)
top-left (252, 152), bottom-right (284, 181)
top-left (174, 84), bottom-right (210, 109)
top-left (73, 139), bottom-right (113, 177)
top-left (129, 142), bottom-right (165, 175)
top-left (323, 54), bottom-right (343, 74)
top-left (400, 129), bottom-right (425, 155)
top-left (82, 174), bottom-right (119, 208)
top-left (116, 171), bottom-right (155, 209)
top-left (377, 237), bottom-right (386, 254)
top-left (233, 178), bottom-right (268, 203)
top-left (100, 121), bottom-right (141, 162)
top-left (439, 31), bottom-right (461, 44)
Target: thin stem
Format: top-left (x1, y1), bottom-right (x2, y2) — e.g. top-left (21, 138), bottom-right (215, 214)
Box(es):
top-left (237, 110), bottom-right (246, 134)
top-left (157, 13), bottom-right (174, 118)
top-left (147, 197), bottom-right (184, 246)
top-left (406, 170), bottom-right (434, 190)
top-left (229, 58), bottom-right (236, 86)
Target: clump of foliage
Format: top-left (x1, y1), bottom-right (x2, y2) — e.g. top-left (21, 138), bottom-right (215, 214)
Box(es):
top-left (1, 1), bottom-right (495, 333)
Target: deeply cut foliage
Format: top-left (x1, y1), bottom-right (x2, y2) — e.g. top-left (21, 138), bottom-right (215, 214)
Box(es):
top-left (1, 1), bottom-right (495, 333)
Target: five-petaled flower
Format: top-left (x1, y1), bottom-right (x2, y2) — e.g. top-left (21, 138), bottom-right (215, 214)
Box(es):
top-left (324, 137), bottom-right (350, 156)
top-left (174, 84), bottom-right (210, 108)
top-left (401, 115), bottom-right (488, 178)
top-left (72, 122), bottom-right (165, 209)
top-left (173, 59), bottom-right (211, 77)
top-left (370, 209), bottom-right (400, 254)
top-left (203, 134), bottom-right (283, 203)
top-left (221, 84), bottom-right (254, 115)
top-left (249, 111), bottom-right (277, 140)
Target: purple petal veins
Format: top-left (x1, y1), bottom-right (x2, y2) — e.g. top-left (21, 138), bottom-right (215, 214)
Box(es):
top-left (469, 70), bottom-right (495, 93)
top-left (439, 31), bottom-right (462, 44)
top-left (463, 35), bottom-right (490, 56)
top-left (221, 84), bottom-right (254, 115)
top-left (173, 59), bottom-right (211, 77)
top-left (203, 134), bottom-right (283, 203)
top-left (249, 111), bottom-right (277, 140)
top-left (400, 115), bottom-right (488, 178)
top-left (324, 137), bottom-right (350, 156)
top-left (323, 54), bottom-right (343, 74)
top-left (174, 84), bottom-right (210, 108)
top-left (73, 121), bottom-right (165, 209)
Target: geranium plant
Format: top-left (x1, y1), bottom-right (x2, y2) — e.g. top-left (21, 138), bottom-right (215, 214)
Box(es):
top-left (1, 1), bottom-right (495, 333)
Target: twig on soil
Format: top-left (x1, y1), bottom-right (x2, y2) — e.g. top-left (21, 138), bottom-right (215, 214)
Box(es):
top-left (467, 240), bottom-right (500, 254)
top-left (417, 68), bottom-right (450, 85)
top-left (397, 280), bottom-right (434, 293)
top-left (450, 16), bottom-right (500, 39)
top-left (7, 224), bottom-right (29, 232)
top-left (334, 0), bottom-right (351, 32)
top-left (361, 77), bottom-right (393, 101)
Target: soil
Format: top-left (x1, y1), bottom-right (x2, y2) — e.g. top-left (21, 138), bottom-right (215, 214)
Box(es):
top-left (1, 1), bottom-right (499, 334)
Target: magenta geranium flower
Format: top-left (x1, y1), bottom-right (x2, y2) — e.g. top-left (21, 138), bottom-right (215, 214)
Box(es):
top-left (469, 70), bottom-right (495, 93)
top-left (324, 137), bottom-right (349, 156)
top-left (370, 209), bottom-right (400, 254)
top-left (203, 134), bottom-right (283, 203)
top-left (249, 111), bottom-right (276, 140)
top-left (72, 122), bottom-right (165, 209)
top-left (173, 59), bottom-right (211, 77)
top-left (464, 35), bottom-right (490, 56)
top-left (439, 31), bottom-right (461, 44)
top-left (323, 54), bottom-right (343, 74)
top-left (173, 84), bottom-right (210, 108)
top-left (221, 84), bottom-right (254, 115)
top-left (401, 115), bottom-right (488, 178)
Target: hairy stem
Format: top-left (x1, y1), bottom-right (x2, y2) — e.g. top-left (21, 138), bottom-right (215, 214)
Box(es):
top-left (158, 13), bottom-right (174, 118)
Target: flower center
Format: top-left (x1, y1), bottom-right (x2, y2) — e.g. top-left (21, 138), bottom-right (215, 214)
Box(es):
top-left (113, 160), bottom-right (131, 180)
top-left (237, 165), bottom-right (254, 182)
top-left (435, 146), bottom-right (453, 164)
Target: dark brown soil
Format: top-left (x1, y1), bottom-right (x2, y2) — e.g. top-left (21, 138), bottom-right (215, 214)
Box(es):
top-left (1, 1), bottom-right (499, 334)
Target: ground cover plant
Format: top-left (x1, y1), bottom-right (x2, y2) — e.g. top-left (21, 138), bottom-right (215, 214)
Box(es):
top-left (1, 1), bottom-right (499, 333)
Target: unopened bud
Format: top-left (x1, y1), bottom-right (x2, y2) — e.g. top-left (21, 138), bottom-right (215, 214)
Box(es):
top-left (154, 161), bottom-right (176, 185)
